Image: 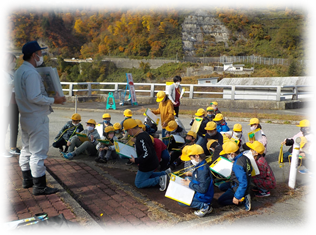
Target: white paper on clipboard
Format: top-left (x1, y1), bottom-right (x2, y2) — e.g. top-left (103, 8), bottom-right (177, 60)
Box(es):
top-left (96, 124), bottom-right (104, 137)
top-left (145, 108), bottom-right (160, 125)
top-left (172, 135), bottom-right (185, 144)
top-left (114, 140), bottom-right (137, 158)
top-left (242, 150), bottom-right (260, 176)
top-left (165, 174), bottom-right (195, 206)
top-left (209, 156), bottom-right (233, 178)
top-left (36, 67), bottom-right (64, 97)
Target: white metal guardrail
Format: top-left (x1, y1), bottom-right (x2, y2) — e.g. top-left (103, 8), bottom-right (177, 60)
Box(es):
top-left (60, 82), bottom-right (312, 101)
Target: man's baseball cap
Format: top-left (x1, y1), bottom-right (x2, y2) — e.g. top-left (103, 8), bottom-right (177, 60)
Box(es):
top-left (22, 41), bottom-right (47, 55)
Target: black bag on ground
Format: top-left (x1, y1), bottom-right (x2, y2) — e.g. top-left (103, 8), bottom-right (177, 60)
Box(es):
top-left (9, 214), bottom-right (81, 235)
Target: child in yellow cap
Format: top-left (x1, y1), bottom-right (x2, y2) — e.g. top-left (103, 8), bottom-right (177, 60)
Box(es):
top-left (53, 113), bottom-right (84, 153)
top-left (62, 119), bottom-right (101, 160)
top-left (206, 106), bottom-right (215, 121)
top-left (210, 101), bottom-right (221, 114)
top-left (190, 108), bottom-right (209, 144)
top-left (178, 144), bottom-right (214, 217)
top-left (95, 126), bottom-right (118, 163)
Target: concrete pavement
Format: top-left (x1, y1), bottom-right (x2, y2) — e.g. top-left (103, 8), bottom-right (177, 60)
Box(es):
top-left (4, 101), bottom-right (314, 232)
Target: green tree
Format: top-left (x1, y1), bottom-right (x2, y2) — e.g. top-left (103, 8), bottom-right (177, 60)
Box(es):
top-left (287, 60), bottom-right (297, 76)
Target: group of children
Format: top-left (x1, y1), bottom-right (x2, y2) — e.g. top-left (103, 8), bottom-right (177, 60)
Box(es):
top-left (52, 95), bottom-right (311, 218)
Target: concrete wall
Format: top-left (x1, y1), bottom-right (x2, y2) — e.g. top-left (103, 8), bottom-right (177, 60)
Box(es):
top-left (102, 57), bottom-right (177, 69)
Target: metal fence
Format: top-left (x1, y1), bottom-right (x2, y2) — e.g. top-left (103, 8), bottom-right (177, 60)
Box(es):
top-left (60, 82), bottom-right (312, 101)
top-left (183, 55), bottom-right (306, 66)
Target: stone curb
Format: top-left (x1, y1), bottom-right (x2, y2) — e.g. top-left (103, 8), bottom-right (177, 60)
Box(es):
top-left (46, 166), bottom-right (105, 234)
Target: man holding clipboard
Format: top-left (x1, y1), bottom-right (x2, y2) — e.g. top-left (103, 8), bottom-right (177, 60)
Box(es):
top-left (123, 119), bottom-right (171, 191)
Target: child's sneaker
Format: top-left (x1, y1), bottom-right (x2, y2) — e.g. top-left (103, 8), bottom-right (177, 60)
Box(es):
top-left (9, 148), bottom-right (20, 155)
top-left (255, 190), bottom-right (270, 197)
top-left (159, 175), bottom-right (167, 191)
top-left (244, 194), bottom-right (251, 211)
top-left (194, 204), bottom-right (213, 217)
top-left (62, 152), bottom-right (74, 160)
top-left (125, 160), bottom-right (133, 165)
top-left (309, 172), bottom-right (316, 179)
top-left (299, 169), bottom-right (309, 174)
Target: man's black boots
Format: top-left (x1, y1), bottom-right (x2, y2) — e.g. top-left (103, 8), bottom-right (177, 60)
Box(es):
top-left (22, 170), bottom-right (33, 188)
top-left (32, 174), bottom-right (59, 196)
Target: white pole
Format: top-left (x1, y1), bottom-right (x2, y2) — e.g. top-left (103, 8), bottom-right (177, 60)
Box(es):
top-left (288, 137), bottom-right (301, 189)
top-left (75, 95), bottom-right (78, 113)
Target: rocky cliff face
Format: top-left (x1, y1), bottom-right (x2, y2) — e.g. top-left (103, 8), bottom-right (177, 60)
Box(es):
top-left (182, 10), bottom-right (230, 56)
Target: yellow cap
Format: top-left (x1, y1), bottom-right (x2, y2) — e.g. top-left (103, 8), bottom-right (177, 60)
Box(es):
top-left (206, 106), bottom-right (214, 112)
top-left (186, 131), bottom-right (197, 139)
top-left (71, 113), bottom-right (81, 121)
top-left (205, 121), bottom-right (217, 131)
top-left (195, 108), bottom-right (206, 116)
top-left (102, 113), bottom-right (111, 119)
top-left (187, 144), bottom-right (204, 156)
top-left (219, 141), bottom-right (239, 155)
top-left (210, 101), bottom-right (218, 106)
top-left (296, 119), bottom-right (310, 127)
top-left (123, 109), bottom-right (133, 117)
top-left (180, 146), bottom-right (191, 161)
top-left (113, 123), bottom-right (122, 130)
top-left (233, 123), bottom-right (242, 132)
top-left (207, 139), bottom-right (218, 151)
top-left (86, 119), bottom-right (97, 125)
top-left (123, 118), bottom-right (138, 130)
top-left (300, 136), bottom-right (307, 149)
top-left (213, 113), bottom-right (224, 121)
top-left (246, 141), bottom-right (265, 154)
top-left (249, 118), bottom-right (259, 125)
top-left (104, 126), bottom-right (115, 133)
top-left (165, 120), bottom-right (178, 132)
top-left (156, 91), bottom-right (166, 102)
top-left (135, 119), bottom-right (145, 129)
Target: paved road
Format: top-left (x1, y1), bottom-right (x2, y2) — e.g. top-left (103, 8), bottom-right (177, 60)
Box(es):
top-left (8, 108), bottom-right (313, 231)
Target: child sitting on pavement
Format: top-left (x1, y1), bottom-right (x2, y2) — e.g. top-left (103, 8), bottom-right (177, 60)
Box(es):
top-left (217, 141), bottom-right (253, 211)
top-left (246, 141), bottom-right (276, 197)
top-left (53, 113), bottom-right (84, 153)
top-left (179, 144), bottom-right (214, 217)
top-left (95, 126), bottom-right (118, 163)
top-left (123, 118), bottom-right (171, 190)
top-left (213, 113), bottom-right (230, 133)
top-left (62, 119), bottom-right (100, 160)
top-left (113, 123), bottom-right (124, 140)
top-left (206, 106), bottom-right (215, 121)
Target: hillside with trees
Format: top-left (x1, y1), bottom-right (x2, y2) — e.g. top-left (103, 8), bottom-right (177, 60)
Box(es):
top-left (8, 7), bottom-right (308, 83)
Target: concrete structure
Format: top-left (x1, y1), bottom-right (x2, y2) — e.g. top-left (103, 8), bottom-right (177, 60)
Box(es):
top-left (197, 77), bottom-right (218, 85)
top-left (182, 10), bottom-right (230, 56)
top-left (218, 77), bottom-right (313, 100)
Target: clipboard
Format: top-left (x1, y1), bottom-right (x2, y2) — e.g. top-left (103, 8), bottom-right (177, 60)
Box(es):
top-left (190, 117), bottom-right (202, 133)
top-left (144, 108), bottom-right (160, 125)
top-left (97, 139), bottom-right (113, 146)
top-left (114, 140), bottom-right (137, 158)
top-left (209, 156), bottom-right (233, 178)
top-left (248, 128), bottom-right (262, 142)
top-left (242, 150), bottom-right (260, 176)
top-left (96, 124), bottom-right (104, 137)
top-left (172, 135), bottom-right (185, 144)
top-left (76, 133), bottom-right (89, 142)
top-left (165, 174), bottom-right (195, 206)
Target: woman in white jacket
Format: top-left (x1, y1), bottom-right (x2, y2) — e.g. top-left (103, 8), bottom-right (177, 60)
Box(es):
top-left (0, 53), bottom-right (20, 157)
top-left (166, 76), bottom-right (183, 117)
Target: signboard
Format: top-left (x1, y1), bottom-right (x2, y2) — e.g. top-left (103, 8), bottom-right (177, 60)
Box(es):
top-left (126, 73), bottom-right (138, 106)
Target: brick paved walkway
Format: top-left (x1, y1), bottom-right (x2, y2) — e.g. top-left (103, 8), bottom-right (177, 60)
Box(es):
top-left (4, 157), bottom-right (77, 223)
top-left (45, 158), bottom-right (161, 228)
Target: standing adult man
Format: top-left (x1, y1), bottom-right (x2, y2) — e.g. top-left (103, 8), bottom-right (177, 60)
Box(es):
top-left (14, 41), bottom-right (66, 195)
top-left (166, 75), bottom-right (183, 117)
